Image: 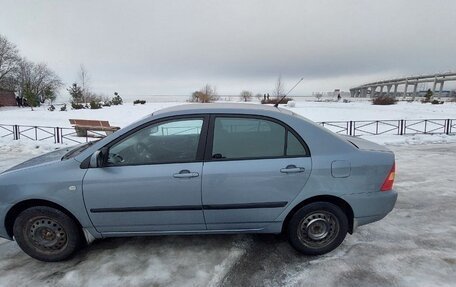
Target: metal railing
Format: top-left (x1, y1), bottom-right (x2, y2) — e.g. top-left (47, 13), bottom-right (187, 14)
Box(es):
top-left (0, 124), bottom-right (100, 144)
top-left (0, 118), bottom-right (454, 144)
top-left (318, 119), bottom-right (454, 136)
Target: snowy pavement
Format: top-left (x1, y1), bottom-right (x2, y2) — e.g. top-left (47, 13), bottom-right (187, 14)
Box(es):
top-left (0, 143), bottom-right (455, 286)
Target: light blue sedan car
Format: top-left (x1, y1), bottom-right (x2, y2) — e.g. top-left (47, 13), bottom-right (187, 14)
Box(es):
top-left (0, 104), bottom-right (397, 261)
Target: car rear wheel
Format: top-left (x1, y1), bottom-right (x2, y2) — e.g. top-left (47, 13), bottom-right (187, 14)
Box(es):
top-left (13, 206), bottom-right (82, 262)
top-left (288, 202), bottom-right (348, 255)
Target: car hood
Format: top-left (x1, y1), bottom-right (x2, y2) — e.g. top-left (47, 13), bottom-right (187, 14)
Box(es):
top-left (2, 147), bottom-right (75, 174)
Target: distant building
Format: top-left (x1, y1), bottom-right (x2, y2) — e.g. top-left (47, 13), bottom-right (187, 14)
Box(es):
top-left (0, 88), bottom-right (16, 107)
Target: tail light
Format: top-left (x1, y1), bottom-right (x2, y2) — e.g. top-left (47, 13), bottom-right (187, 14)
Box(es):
top-left (380, 163), bottom-right (395, 192)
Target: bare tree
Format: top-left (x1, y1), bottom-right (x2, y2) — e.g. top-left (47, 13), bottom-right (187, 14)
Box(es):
top-left (0, 34), bottom-right (20, 89)
top-left (78, 64), bottom-right (91, 103)
top-left (272, 75), bottom-right (285, 98)
top-left (190, 84), bottom-right (218, 103)
top-left (240, 90), bottom-right (253, 102)
top-left (17, 58), bottom-right (62, 110)
top-left (201, 84), bottom-right (218, 102)
top-left (0, 35), bottom-right (62, 108)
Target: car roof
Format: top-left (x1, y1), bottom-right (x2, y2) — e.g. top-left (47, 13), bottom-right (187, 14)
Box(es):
top-left (153, 103), bottom-right (294, 117)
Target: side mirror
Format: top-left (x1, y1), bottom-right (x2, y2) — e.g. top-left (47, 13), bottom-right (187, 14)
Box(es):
top-left (90, 148), bottom-right (109, 168)
top-left (90, 150), bottom-right (101, 168)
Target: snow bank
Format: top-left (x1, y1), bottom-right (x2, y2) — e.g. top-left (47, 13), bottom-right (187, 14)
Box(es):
top-left (0, 138), bottom-right (64, 172)
top-left (287, 101), bottom-right (456, 122)
top-left (1, 101), bottom-right (455, 128)
top-left (0, 102), bottom-right (182, 128)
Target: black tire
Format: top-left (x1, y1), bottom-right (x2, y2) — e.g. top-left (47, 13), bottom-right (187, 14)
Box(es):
top-left (288, 202), bottom-right (348, 255)
top-left (13, 206), bottom-right (83, 262)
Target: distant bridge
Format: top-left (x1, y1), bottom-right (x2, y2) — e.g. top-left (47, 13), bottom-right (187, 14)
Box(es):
top-left (350, 72), bottom-right (456, 98)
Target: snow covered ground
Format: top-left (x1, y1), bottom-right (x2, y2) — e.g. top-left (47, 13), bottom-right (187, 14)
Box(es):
top-left (1, 100), bottom-right (456, 127)
top-left (1, 100), bottom-right (456, 147)
top-left (0, 143), bottom-right (455, 286)
top-left (0, 100), bottom-right (456, 286)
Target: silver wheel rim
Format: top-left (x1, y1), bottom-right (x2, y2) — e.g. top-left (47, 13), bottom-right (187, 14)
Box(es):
top-left (27, 217), bottom-right (67, 251)
top-left (297, 211), bottom-right (339, 248)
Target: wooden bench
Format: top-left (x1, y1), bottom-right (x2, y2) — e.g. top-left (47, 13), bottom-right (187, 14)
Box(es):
top-left (69, 119), bottom-right (120, 137)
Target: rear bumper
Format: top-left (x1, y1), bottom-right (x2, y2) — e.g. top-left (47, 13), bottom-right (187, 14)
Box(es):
top-left (342, 189), bottom-right (397, 229)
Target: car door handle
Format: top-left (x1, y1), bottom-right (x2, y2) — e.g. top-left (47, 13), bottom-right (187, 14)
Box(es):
top-left (173, 170), bottom-right (199, 178)
top-left (280, 165), bottom-right (305, 174)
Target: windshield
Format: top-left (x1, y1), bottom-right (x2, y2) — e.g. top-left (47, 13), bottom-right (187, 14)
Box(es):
top-left (62, 140), bottom-right (99, 160)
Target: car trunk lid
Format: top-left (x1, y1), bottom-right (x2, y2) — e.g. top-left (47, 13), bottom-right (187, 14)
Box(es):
top-left (339, 135), bottom-right (392, 153)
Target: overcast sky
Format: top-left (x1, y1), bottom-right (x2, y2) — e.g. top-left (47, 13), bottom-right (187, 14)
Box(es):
top-left (1, 0), bottom-right (455, 98)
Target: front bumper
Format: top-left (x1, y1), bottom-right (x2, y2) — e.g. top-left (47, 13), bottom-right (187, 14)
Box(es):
top-left (0, 202), bottom-right (13, 240)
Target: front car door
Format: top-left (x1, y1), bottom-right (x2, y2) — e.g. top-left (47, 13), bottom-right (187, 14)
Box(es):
top-left (202, 115), bottom-right (311, 231)
top-left (82, 116), bottom-right (208, 234)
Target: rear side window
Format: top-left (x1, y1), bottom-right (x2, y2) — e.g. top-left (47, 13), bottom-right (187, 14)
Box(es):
top-left (211, 117), bottom-right (307, 160)
top-left (287, 131), bottom-right (307, 156)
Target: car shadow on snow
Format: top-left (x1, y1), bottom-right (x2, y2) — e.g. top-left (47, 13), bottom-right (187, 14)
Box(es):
top-left (77, 233), bottom-right (313, 286)
top-left (0, 233), bottom-right (309, 286)
top-left (2, 232), bottom-right (374, 287)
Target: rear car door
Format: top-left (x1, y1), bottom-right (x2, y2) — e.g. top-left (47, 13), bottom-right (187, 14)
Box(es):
top-left (202, 115), bottom-right (311, 230)
top-left (82, 116), bottom-right (208, 234)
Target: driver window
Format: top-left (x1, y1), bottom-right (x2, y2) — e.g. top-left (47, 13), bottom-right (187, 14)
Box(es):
top-left (108, 118), bottom-right (203, 165)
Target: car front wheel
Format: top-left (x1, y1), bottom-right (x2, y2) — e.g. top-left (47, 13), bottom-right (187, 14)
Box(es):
top-left (288, 202), bottom-right (348, 255)
top-left (13, 206), bottom-right (82, 262)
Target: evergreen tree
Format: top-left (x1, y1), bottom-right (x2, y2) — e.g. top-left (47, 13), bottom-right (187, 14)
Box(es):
top-left (43, 86), bottom-right (57, 104)
top-left (68, 83), bottom-right (84, 108)
top-left (23, 82), bottom-right (38, 110)
top-left (111, 92), bottom-right (123, 105)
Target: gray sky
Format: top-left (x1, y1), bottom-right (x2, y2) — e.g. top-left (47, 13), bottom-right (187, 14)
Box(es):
top-left (1, 0), bottom-right (455, 97)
